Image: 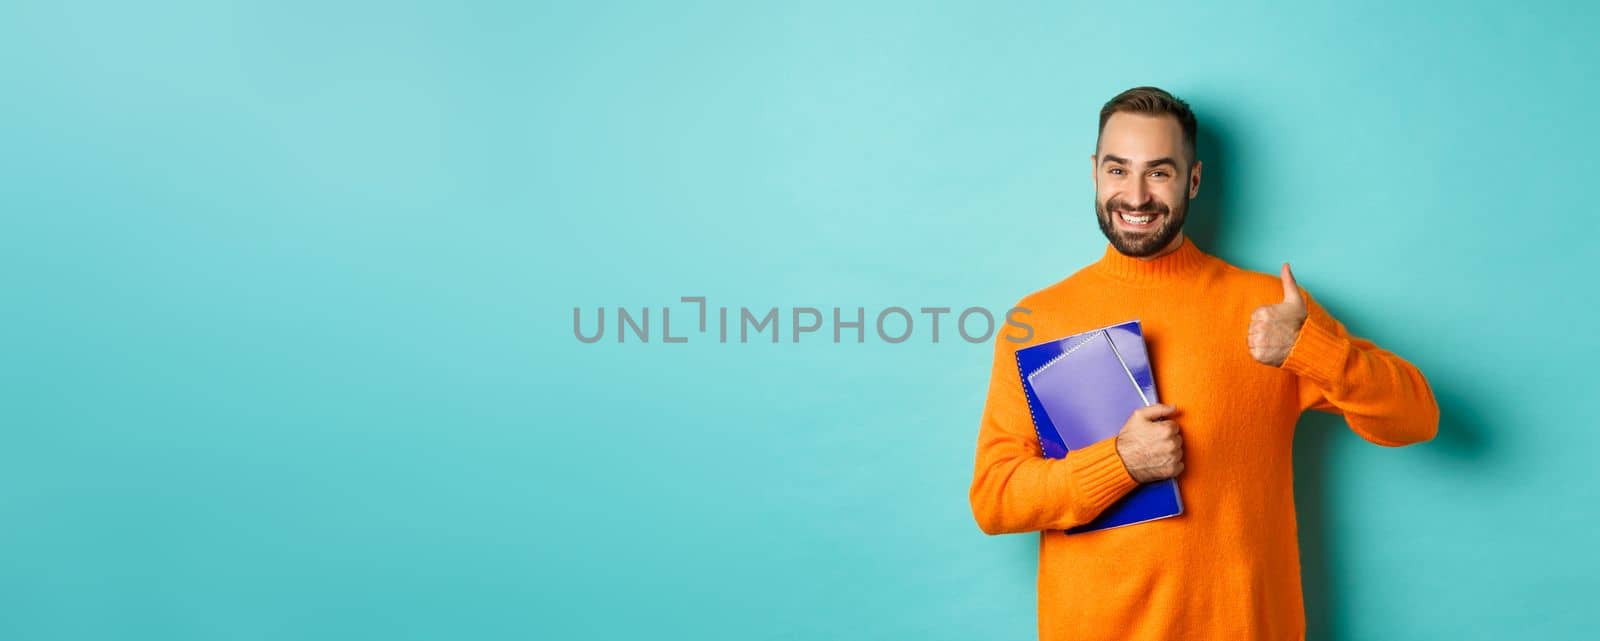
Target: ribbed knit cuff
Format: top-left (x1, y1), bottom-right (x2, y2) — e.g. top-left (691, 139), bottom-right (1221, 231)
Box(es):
top-left (1065, 436), bottom-right (1141, 516)
top-left (1280, 305), bottom-right (1350, 389)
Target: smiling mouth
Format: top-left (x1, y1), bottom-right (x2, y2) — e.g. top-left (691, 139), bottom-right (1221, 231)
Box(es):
top-left (1117, 211), bottom-right (1161, 228)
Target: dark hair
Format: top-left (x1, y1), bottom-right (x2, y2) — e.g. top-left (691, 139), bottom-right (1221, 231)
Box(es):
top-left (1097, 86), bottom-right (1198, 163)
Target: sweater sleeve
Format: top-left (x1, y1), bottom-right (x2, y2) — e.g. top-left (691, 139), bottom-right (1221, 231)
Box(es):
top-left (1281, 288), bottom-right (1440, 447)
top-left (968, 328), bottom-right (1142, 535)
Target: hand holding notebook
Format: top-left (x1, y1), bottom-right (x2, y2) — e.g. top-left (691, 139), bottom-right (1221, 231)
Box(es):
top-left (1113, 403), bottom-right (1186, 483)
top-left (1014, 320), bottom-right (1185, 534)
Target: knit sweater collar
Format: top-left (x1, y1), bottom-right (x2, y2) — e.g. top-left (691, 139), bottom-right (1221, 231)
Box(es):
top-left (1089, 235), bottom-right (1211, 286)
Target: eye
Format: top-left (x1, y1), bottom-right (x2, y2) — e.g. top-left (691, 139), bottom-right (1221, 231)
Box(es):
top-left (1108, 167), bottom-right (1124, 176)
top-left (1150, 170), bottom-right (1169, 178)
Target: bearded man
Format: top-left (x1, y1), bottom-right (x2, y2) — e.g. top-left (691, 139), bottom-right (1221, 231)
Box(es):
top-left (968, 86), bottom-right (1439, 641)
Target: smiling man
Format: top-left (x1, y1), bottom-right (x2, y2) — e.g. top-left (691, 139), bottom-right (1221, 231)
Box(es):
top-left (968, 86), bottom-right (1440, 641)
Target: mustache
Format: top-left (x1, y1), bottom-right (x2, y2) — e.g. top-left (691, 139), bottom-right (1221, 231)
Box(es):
top-left (1104, 198), bottom-right (1171, 216)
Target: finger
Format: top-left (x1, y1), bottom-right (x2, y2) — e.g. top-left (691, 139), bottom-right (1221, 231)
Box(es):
top-left (1137, 403), bottom-right (1176, 420)
top-left (1280, 262), bottom-right (1304, 307)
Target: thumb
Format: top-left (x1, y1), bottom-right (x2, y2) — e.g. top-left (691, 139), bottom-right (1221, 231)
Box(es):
top-left (1279, 262), bottom-right (1304, 307)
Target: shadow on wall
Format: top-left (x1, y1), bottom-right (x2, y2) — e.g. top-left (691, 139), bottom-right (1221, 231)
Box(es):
top-left (1182, 119), bottom-right (1242, 259)
top-left (1289, 308), bottom-right (1494, 641)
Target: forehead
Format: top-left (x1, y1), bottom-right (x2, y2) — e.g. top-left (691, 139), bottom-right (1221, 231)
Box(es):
top-left (1098, 112), bottom-right (1185, 160)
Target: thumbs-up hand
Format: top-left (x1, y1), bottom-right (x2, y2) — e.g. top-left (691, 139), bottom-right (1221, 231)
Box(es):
top-left (1248, 262), bottom-right (1309, 367)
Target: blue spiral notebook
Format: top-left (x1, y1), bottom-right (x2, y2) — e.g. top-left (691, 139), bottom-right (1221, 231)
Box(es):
top-left (1015, 320), bottom-right (1184, 534)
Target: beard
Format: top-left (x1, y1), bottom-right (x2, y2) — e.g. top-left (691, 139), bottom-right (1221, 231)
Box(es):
top-left (1095, 190), bottom-right (1189, 258)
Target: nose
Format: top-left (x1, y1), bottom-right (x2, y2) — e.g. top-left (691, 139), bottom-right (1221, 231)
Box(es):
top-left (1126, 179), bottom-right (1150, 209)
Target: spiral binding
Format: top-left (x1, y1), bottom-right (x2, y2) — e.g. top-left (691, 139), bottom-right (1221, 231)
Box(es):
top-left (1027, 332), bottom-right (1104, 381)
top-left (1014, 349), bottom-right (1048, 457)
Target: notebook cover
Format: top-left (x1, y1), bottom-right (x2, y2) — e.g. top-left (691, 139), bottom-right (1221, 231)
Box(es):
top-left (1015, 320), bottom-right (1184, 534)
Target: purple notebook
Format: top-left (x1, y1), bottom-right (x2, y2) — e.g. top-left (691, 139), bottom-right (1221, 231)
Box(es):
top-left (1015, 320), bottom-right (1184, 534)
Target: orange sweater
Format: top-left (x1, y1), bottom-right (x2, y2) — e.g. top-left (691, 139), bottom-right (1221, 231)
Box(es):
top-left (969, 236), bottom-right (1439, 641)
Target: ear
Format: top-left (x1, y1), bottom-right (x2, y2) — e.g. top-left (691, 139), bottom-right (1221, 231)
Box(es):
top-left (1188, 160), bottom-right (1203, 199)
top-left (1090, 153), bottom-right (1099, 184)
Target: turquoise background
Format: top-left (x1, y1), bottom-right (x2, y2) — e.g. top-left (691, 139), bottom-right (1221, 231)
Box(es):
top-left (4, 1), bottom-right (1596, 639)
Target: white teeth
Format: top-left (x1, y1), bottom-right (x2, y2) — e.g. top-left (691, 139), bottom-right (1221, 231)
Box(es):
top-left (1120, 213), bottom-right (1154, 224)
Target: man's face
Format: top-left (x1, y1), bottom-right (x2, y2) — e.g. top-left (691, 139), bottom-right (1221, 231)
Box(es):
top-left (1093, 112), bottom-right (1201, 257)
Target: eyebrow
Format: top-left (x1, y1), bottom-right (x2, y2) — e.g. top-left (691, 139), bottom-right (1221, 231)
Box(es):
top-left (1101, 155), bottom-right (1180, 170)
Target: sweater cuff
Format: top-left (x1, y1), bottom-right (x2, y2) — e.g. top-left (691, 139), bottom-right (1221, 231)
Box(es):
top-left (1280, 305), bottom-right (1350, 389)
top-left (1065, 436), bottom-right (1141, 515)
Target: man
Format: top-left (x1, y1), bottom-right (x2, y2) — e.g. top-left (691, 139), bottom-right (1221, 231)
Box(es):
top-left (967, 86), bottom-right (1439, 641)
